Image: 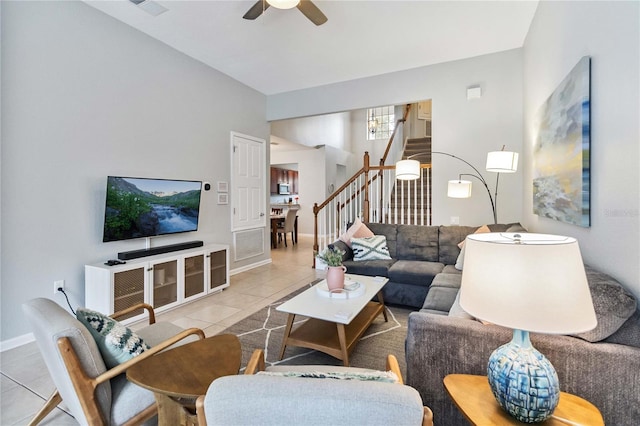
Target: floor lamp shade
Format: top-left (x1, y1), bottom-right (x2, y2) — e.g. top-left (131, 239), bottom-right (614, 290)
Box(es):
top-left (460, 232), bottom-right (596, 422)
top-left (395, 159), bottom-right (420, 180)
top-left (447, 180), bottom-right (472, 198)
top-left (486, 151), bottom-right (519, 173)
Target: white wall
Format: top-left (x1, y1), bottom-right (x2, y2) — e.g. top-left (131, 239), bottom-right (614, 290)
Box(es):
top-left (270, 148), bottom-right (327, 235)
top-left (1, 1), bottom-right (268, 343)
top-left (271, 112), bottom-right (352, 152)
top-left (268, 49), bottom-right (524, 227)
top-left (522, 1), bottom-right (640, 300)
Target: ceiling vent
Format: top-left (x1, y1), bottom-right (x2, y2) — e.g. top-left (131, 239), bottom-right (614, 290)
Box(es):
top-left (129, 0), bottom-right (169, 17)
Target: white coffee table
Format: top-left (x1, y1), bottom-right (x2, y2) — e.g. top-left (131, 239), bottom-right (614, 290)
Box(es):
top-left (276, 274), bottom-right (389, 366)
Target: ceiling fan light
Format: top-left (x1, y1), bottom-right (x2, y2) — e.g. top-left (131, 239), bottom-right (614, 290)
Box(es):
top-left (267, 0), bottom-right (300, 10)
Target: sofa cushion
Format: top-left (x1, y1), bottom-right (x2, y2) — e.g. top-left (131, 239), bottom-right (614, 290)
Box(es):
top-left (388, 260), bottom-right (443, 287)
top-left (420, 273), bottom-right (462, 314)
top-left (439, 223), bottom-right (526, 265)
top-left (438, 225), bottom-right (478, 265)
top-left (442, 265), bottom-right (461, 274)
top-left (343, 259), bottom-right (396, 277)
top-left (352, 235), bottom-right (392, 261)
top-left (339, 217), bottom-right (374, 248)
top-left (395, 225), bottom-right (439, 261)
top-left (571, 265), bottom-right (637, 342)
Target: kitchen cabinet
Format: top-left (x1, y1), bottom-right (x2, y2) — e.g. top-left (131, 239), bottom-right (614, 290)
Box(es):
top-left (270, 167), bottom-right (299, 195)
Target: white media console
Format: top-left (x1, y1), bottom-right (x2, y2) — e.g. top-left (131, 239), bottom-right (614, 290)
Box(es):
top-left (85, 243), bottom-right (229, 323)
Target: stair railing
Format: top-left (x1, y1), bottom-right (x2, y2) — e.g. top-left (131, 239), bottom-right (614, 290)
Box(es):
top-left (313, 152), bottom-right (431, 267)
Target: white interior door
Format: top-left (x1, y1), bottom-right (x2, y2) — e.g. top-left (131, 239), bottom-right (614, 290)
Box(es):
top-left (231, 132), bottom-right (265, 231)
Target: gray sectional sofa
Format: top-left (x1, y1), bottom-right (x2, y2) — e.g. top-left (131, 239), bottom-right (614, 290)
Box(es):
top-left (331, 222), bottom-right (524, 308)
top-left (332, 222), bottom-right (640, 425)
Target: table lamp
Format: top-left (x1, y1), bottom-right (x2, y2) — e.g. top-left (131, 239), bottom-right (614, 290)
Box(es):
top-left (459, 232), bottom-right (597, 423)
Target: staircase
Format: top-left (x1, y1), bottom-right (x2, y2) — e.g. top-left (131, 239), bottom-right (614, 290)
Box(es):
top-left (312, 106), bottom-right (434, 266)
top-left (387, 135), bottom-right (432, 224)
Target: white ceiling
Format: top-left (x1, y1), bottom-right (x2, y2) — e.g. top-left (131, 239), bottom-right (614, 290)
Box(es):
top-left (84, 0), bottom-right (539, 96)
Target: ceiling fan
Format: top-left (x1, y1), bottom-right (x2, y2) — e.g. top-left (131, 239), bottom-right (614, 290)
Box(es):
top-left (243, 0), bottom-right (328, 26)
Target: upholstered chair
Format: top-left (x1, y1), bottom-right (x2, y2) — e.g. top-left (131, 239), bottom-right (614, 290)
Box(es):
top-left (23, 298), bottom-right (205, 425)
top-left (196, 349), bottom-right (433, 426)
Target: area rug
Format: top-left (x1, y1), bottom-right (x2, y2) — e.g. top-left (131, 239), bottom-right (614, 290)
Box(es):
top-left (221, 280), bottom-right (412, 377)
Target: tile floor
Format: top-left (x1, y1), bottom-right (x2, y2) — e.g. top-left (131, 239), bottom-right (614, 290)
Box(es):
top-left (1, 235), bottom-right (320, 425)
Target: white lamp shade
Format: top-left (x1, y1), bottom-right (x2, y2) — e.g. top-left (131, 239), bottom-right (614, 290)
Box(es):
top-left (486, 151), bottom-right (519, 173)
top-left (267, 0), bottom-right (300, 9)
top-left (447, 180), bottom-right (472, 198)
top-left (395, 159), bottom-right (420, 180)
top-left (459, 233), bottom-right (597, 334)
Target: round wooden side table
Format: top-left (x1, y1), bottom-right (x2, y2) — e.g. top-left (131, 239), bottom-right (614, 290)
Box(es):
top-left (443, 374), bottom-right (604, 425)
top-left (127, 334), bottom-right (241, 426)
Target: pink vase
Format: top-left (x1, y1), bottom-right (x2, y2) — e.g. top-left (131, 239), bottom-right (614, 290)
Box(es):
top-left (326, 266), bottom-right (346, 291)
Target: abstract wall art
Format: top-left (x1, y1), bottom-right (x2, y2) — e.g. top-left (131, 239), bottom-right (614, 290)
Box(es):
top-left (533, 56), bottom-right (591, 227)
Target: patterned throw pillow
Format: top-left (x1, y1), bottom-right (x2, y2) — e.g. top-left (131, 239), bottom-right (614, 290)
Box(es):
top-left (76, 308), bottom-right (150, 368)
top-left (339, 217), bottom-right (374, 248)
top-left (257, 370), bottom-right (399, 383)
top-left (351, 235), bottom-right (392, 261)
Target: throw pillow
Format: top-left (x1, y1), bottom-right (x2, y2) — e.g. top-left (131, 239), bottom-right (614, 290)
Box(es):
top-left (455, 224), bottom-right (491, 269)
top-left (339, 217), bottom-right (374, 248)
top-left (457, 224), bottom-right (490, 249)
top-left (351, 235), bottom-right (392, 261)
top-left (76, 308), bottom-right (150, 369)
top-left (506, 223), bottom-right (528, 233)
top-left (257, 370), bottom-right (399, 383)
top-left (448, 291), bottom-right (475, 320)
top-left (570, 266), bottom-right (637, 342)
top-left (454, 244), bottom-right (466, 271)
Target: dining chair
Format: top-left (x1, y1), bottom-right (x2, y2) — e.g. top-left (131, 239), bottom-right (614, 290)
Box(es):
top-left (277, 209), bottom-right (297, 247)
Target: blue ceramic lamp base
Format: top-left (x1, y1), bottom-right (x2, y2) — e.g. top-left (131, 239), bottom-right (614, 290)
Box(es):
top-left (487, 329), bottom-right (560, 423)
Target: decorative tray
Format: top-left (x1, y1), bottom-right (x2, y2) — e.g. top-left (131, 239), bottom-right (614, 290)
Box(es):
top-left (316, 277), bottom-right (365, 299)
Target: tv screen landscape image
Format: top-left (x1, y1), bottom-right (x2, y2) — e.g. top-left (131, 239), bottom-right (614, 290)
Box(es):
top-left (103, 176), bottom-right (202, 242)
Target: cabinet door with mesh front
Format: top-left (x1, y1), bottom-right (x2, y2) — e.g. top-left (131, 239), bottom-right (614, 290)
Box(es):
top-left (184, 253), bottom-right (205, 299)
top-left (150, 259), bottom-right (178, 309)
top-left (113, 267), bottom-right (146, 320)
top-left (209, 249), bottom-right (227, 291)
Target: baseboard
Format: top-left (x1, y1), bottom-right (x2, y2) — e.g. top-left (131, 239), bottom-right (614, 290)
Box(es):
top-left (229, 258), bottom-right (272, 275)
top-left (0, 332), bottom-right (35, 352)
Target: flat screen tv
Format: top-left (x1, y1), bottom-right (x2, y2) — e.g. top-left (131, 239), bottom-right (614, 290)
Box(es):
top-left (102, 176), bottom-right (202, 243)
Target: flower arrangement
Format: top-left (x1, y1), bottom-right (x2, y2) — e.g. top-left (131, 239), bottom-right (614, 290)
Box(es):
top-left (316, 246), bottom-right (345, 267)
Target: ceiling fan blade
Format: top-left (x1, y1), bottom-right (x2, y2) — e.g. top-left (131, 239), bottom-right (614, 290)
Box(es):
top-left (297, 0), bottom-right (327, 26)
top-left (243, 0), bottom-right (270, 20)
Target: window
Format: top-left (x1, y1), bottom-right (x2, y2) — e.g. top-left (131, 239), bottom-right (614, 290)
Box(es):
top-left (366, 106), bottom-right (395, 141)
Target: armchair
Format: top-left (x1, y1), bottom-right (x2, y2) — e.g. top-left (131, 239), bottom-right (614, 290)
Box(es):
top-left (22, 298), bottom-right (205, 425)
top-left (196, 349), bottom-right (433, 426)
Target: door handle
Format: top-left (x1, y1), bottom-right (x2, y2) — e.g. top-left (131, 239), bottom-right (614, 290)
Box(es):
top-left (260, 213), bottom-right (265, 217)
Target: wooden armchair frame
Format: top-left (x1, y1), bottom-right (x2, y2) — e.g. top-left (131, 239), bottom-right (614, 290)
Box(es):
top-left (29, 303), bottom-right (205, 426)
top-left (195, 349), bottom-right (433, 426)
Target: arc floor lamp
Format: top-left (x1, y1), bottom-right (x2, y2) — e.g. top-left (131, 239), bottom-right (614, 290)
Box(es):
top-left (395, 147), bottom-right (518, 224)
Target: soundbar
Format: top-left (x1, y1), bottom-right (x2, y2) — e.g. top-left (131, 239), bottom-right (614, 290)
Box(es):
top-left (117, 241), bottom-right (204, 260)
